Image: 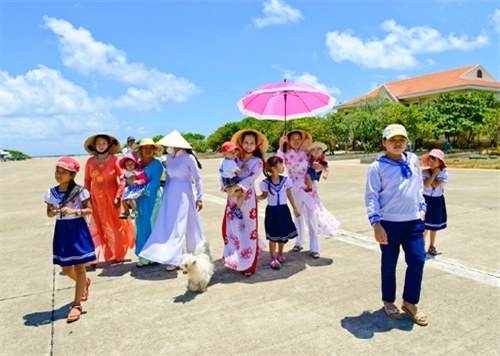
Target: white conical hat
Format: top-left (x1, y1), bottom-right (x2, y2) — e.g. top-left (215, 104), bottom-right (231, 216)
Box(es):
top-left (157, 130), bottom-right (193, 149)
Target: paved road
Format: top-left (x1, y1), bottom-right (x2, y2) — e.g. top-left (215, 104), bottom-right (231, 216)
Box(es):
top-left (1, 156), bottom-right (499, 355)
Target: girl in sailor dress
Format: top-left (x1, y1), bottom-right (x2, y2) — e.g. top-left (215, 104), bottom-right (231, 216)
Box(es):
top-left (421, 149), bottom-right (448, 256)
top-left (258, 156), bottom-right (301, 269)
top-left (45, 157), bottom-right (95, 323)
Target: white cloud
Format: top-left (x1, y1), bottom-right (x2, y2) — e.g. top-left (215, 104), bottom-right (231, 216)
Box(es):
top-left (491, 9), bottom-right (500, 34)
top-left (43, 16), bottom-right (199, 109)
top-left (370, 82), bottom-right (379, 90)
top-left (253, 0), bottom-right (304, 28)
top-left (426, 58), bottom-right (436, 65)
top-left (273, 65), bottom-right (340, 95)
top-left (1, 66), bottom-right (119, 152)
top-left (397, 74), bottom-right (408, 80)
top-left (325, 19), bottom-right (489, 69)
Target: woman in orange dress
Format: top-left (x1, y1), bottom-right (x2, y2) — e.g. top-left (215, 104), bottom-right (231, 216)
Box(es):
top-left (84, 134), bottom-right (135, 268)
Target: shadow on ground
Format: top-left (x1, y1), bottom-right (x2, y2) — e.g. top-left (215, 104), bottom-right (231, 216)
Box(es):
top-left (211, 250), bottom-right (333, 285)
top-left (23, 302), bottom-right (76, 327)
top-left (341, 309), bottom-right (414, 338)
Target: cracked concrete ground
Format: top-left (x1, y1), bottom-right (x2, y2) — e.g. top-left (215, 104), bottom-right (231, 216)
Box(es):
top-left (1, 156), bottom-right (499, 355)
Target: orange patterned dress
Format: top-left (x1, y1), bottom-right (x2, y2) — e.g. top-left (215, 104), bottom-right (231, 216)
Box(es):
top-left (84, 155), bottom-right (135, 262)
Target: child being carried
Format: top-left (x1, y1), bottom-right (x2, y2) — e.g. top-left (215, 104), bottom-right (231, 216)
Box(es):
top-left (219, 141), bottom-right (248, 219)
top-left (119, 153), bottom-right (148, 220)
top-left (305, 142), bottom-right (329, 193)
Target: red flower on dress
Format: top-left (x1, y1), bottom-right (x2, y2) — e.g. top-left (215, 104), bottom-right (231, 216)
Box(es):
top-left (227, 210), bottom-right (235, 221)
top-left (233, 236), bottom-right (241, 250)
top-left (249, 208), bottom-right (257, 219)
top-left (250, 229), bottom-right (258, 240)
top-left (240, 247), bottom-right (252, 260)
top-left (249, 171), bottom-right (255, 176)
top-left (245, 189), bottom-right (253, 200)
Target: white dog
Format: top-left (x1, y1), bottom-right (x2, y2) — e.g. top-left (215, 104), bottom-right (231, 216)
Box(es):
top-left (179, 241), bottom-right (214, 292)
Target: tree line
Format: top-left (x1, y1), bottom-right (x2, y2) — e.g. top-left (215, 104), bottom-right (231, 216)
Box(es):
top-left (153, 91), bottom-right (500, 154)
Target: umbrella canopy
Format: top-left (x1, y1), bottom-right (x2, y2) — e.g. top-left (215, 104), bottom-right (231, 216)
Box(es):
top-left (237, 81), bottom-right (336, 123)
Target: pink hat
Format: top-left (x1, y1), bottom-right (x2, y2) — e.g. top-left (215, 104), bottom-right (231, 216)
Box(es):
top-left (221, 141), bottom-right (239, 153)
top-left (422, 149), bottom-right (446, 168)
top-left (56, 157), bottom-right (80, 173)
top-left (119, 152), bottom-right (141, 169)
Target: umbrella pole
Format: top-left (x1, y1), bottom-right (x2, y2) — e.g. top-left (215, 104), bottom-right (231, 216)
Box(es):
top-left (283, 91), bottom-right (288, 152)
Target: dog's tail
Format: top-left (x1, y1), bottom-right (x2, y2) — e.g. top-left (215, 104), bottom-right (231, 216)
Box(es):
top-left (195, 241), bottom-right (212, 259)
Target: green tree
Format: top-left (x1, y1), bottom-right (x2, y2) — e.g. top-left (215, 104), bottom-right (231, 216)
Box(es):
top-left (480, 109), bottom-right (500, 147)
top-left (421, 91), bottom-right (500, 147)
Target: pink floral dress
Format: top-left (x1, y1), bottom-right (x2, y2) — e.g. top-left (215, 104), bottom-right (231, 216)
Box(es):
top-left (278, 149), bottom-right (339, 237)
top-left (222, 156), bottom-right (266, 273)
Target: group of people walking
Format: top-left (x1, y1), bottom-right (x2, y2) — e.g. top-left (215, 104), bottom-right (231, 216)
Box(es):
top-left (45, 124), bottom-right (448, 326)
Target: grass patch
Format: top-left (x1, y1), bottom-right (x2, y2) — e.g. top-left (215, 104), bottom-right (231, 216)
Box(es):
top-left (447, 157), bottom-right (499, 170)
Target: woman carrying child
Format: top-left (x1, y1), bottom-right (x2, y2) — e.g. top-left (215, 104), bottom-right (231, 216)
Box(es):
top-left (221, 129), bottom-right (267, 276)
top-left (84, 134), bottom-right (135, 267)
top-left (119, 152), bottom-right (148, 220)
top-left (45, 157), bottom-right (95, 323)
top-left (133, 138), bottom-right (164, 268)
top-left (304, 142), bottom-right (329, 193)
top-left (258, 156), bottom-right (300, 269)
top-left (421, 149), bottom-right (448, 256)
top-left (278, 130), bottom-right (339, 259)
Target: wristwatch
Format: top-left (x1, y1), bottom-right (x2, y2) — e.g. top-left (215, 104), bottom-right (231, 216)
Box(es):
top-left (76, 209), bottom-right (82, 216)
top-left (371, 221), bottom-right (379, 227)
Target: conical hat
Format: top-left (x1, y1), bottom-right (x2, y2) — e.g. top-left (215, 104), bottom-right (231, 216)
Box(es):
top-left (156, 130), bottom-right (193, 149)
top-left (84, 133), bottom-right (121, 156)
top-left (231, 129), bottom-right (268, 156)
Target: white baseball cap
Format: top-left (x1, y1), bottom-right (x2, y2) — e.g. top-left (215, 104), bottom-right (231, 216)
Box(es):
top-left (383, 124), bottom-right (408, 140)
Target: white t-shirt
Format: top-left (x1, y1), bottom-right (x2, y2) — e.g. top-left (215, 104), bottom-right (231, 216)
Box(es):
top-left (259, 176), bottom-right (292, 206)
top-left (44, 186), bottom-right (91, 220)
top-left (219, 158), bottom-right (239, 178)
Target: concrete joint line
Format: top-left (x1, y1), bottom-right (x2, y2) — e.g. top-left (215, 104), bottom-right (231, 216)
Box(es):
top-left (204, 192), bottom-right (500, 288)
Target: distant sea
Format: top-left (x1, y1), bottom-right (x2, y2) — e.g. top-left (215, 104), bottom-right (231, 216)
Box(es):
top-left (31, 153), bottom-right (90, 158)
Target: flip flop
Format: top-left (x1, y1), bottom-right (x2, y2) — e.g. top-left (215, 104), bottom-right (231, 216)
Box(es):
top-left (310, 252), bottom-right (320, 259)
top-left (67, 305), bottom-right (82, 323)
top-left (384, 306), bottom-right (403, 320)
top-left (401, 305), bottom-right (428, 326)
top-left (292, 246), bottom-right (303, 252)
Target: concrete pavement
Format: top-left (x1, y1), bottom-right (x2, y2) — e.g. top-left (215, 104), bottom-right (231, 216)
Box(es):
top-left (0, 156), bottom-right (499, 355)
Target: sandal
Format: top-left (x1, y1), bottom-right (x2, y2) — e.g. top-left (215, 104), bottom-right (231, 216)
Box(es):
top-left (277, 253), bottom-right (286, 263)
top-left (292, 246), bottom-right (303, 252)
top-left (166, 264), bottom-right (178, 271)
top-left (81, 277), bottom-right (91, 302)
top-left (384, 305), bottom-right (403, 320)
top-left (231, 206), bottom-right (243, 219)
top-left (428, 246), bottom-right (438, 255)
top-left (85, 263), bottom-right (97, 272)
top-left (401, 305), bottom-right (428, 326)
top-left (67, 305), bottom-right (82, 323)
top-left (310, 252), bottom-right (320, 259)
top-left (270, 259), bottom-right (281, 269)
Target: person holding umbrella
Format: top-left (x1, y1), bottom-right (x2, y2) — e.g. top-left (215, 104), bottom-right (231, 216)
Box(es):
top-left (278, 130), bottom-right (340, 258)
top-left (221, 129), bottom-right (267, 276)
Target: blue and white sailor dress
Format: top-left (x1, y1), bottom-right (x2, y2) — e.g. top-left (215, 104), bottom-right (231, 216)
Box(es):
top-left (422, 169), bottom-right (448, 231)
top-left (45, 186), bottom-right (96, 266)
top-left (259, 176), bottom-right (298, 243)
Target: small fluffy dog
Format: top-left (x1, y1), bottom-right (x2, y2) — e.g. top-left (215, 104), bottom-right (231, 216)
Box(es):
top-left (179, 241), bottom-right (214, 292)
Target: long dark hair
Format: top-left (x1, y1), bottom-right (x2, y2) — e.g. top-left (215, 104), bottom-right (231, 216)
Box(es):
top-left (242, 131), bottom-right (264, 163)
top-left (185, 149), bottom-right (202, 169)
top-left (59, 178), bottom-right (83, 208)
top-left (262, 156), bottom-right (283, 196)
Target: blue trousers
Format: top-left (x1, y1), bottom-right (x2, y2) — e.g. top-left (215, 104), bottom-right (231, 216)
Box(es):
top-left (380, 219), bottom-right (426, 305)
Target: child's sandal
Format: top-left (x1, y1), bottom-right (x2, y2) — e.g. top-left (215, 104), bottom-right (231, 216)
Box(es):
top-left (81, 277), bottom-right (91, 302)
top-left (67, 305), bottom-right (82, 323)
top-left (231, 207), bottom-right (243, 219)
top-left (428, 246), bottom-right (438, 255)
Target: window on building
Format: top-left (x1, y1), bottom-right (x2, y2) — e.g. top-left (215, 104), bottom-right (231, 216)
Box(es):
top-left (477, 70), bottom-right (483, 78)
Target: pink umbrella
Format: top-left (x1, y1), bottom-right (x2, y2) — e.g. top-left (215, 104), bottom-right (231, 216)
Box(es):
top-left (237, 80), bottom-right (337, 131)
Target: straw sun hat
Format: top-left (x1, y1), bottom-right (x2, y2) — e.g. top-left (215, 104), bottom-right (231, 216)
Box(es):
top-left (134, 138), bottom-right (162, 152)
top-left (307, 142), bottom-right (327, 152)
top-left (287, 130), bottom-right (312, 151)
top-left (84, 134), bottom-right (121, 156)
top-left (156, 130), bottom-right (193, 149)
top-left (231, 129), bottom-right (269, 156)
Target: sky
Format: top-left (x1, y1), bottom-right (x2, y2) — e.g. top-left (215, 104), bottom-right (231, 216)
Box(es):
top-left (1, 0), bottom-right (499, 156)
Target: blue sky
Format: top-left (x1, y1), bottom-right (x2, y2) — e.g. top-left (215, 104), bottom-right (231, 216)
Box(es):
top-left (1, 0), bottom-right (499, 156)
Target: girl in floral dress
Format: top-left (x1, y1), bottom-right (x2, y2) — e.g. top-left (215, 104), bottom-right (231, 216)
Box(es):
top-left (278, 130), bottom-right (340, 259)
top-left (222, 129), bottom-right (267, 276)
top-left (84, 134), bottom-right (135, 268)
